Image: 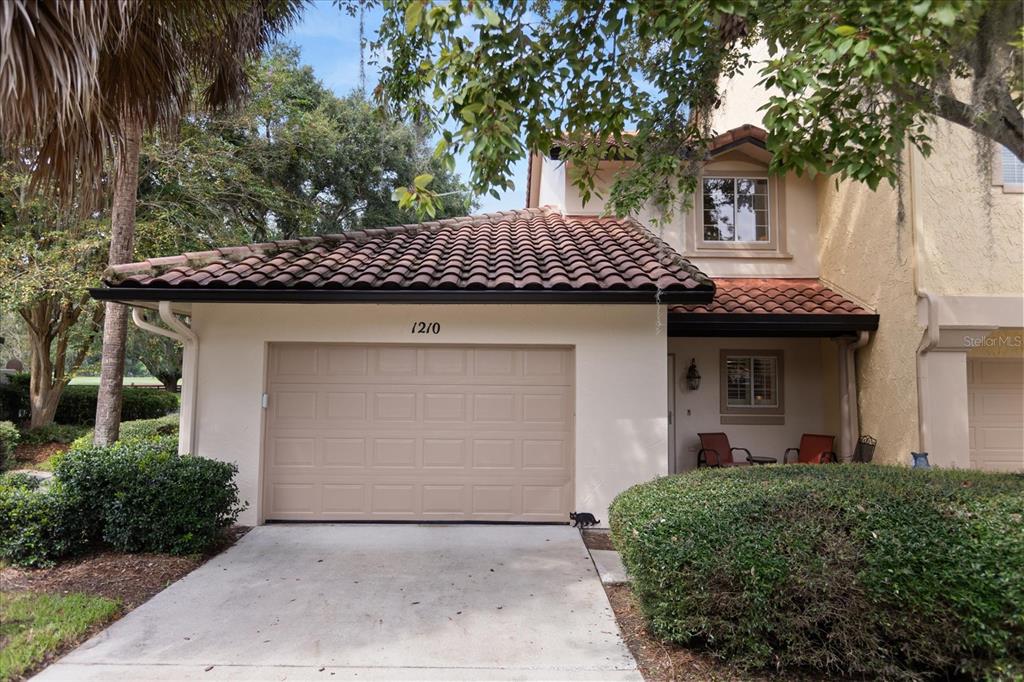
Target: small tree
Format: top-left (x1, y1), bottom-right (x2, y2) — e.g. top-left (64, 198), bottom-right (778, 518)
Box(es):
top-left (128, 327), bottom-right (182, 392)
top-left (0, 167), bottom-right (106, 428)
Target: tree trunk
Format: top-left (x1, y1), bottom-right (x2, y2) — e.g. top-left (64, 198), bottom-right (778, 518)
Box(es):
top-left (157, 372), bottom-right (181, 393)
top-left (25, 318), bottom-right (60, 429)
top-left (94, 120), bottom-right (142, 445)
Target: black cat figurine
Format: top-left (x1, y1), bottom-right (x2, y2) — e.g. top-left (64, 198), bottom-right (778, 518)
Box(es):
top-left (569, 512), bottom-right (600, 528)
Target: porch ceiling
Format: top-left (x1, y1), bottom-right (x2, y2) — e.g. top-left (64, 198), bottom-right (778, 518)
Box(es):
top-left (668, 278), bottom-right (879, 337)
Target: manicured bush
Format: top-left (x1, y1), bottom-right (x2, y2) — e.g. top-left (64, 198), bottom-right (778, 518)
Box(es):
top-left (0, 476), bottom-right (84, 567)
top-left (68, 414), bottom-right (179, 453)
top-left (0, 437), bottom-right (243, 567)
top-left (56, 437), bottom-right (244, 555)
top-left (609, 465), bottom-right (1024, 680)
top-left (0, 373), bottom-right (29, 422)
top-left (53, 386), bottom-right (179, 425)
top-left (19, 423), bottom-right (90, 446)
top-left (0, 420), bottom-right (20, 470)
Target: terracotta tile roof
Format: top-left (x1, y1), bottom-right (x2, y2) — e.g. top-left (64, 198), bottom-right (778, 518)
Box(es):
top-left (669, 278), bottom-right (878, 334)
top-left (708, 124), bottom-right (767, 153)
top-left (671, 279), bottom-right (870, 315)
top-left (99, 207), bottom-right (714, 303)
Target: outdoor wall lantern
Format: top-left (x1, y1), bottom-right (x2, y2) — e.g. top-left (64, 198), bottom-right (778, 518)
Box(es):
top-left (685, 358), bottom-right (701, 391)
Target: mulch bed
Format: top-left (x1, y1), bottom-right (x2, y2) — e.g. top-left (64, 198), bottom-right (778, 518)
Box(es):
top-left (606, 584), bottom-right (785, 682)
top-left (1, 526), bottom-right (250, 609)
top-left (581, 528), bottom-right (616, 550)
top-left (0, 526), bottom-right (250, 681)
top-left (12, 442), bottom-right (66, 467)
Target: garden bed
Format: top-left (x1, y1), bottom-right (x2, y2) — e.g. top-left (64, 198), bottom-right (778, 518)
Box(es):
top-left (0, 526), bottom-right (249, 680)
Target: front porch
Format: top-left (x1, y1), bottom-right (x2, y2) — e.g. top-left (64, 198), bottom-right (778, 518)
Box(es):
top-left (667, 279), bottom-right (879, 471)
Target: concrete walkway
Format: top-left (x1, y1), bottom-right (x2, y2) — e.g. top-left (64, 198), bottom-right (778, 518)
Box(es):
top-left (35, 525), bottom-right (639, 681)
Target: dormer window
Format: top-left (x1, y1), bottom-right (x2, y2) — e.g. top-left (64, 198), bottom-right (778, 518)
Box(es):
top-left (702, 176), bottom-right (770, 243)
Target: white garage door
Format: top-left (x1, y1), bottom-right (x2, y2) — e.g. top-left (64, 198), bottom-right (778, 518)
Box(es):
top-left (968, 357), bottom-right (1024, 472)
top-left (262, 344), bottom-right (574, 521)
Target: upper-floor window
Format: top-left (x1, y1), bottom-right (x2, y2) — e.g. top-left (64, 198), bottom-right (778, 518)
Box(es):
top-left (702, 176), bottom-right (770, 243)
top-left (998, 146), bottom-right (1024, 190)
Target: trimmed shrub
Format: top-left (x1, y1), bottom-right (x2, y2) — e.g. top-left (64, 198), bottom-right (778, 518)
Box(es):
top-left (19, 423), bottom-right (90, 446)
top-left (53, 386), bottom-right (179, 425)
top-left (0, 476), bottom-right (84, 567)
top-left (0, 420), bottom-right (19, 470)
top-left (68, 414), bottom-right (179, 453)
top-left (55, 437), bottom-right (244, 555)
top-left (0, 373), bottom-right (29, 422)
top-left (0, 437), bottom-right (243, 567)
top-left (609, 465), bottom-right (1024, 680)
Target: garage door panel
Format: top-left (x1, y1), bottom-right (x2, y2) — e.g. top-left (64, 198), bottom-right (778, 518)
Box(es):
top-left (968, 358), bottom-right (1024, 472)
top-left (264, 344), bottom-right (574, 521)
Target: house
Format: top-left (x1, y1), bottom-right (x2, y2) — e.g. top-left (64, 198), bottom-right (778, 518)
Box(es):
top-left (92, 86), bottom-right (1022, 529)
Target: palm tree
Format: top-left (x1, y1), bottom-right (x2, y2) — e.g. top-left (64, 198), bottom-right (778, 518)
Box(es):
top-left (0, 0), bottom-right (305, 444)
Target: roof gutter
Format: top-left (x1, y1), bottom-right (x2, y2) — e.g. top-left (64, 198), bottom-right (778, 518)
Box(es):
top-left (131, 302), bottom-right (199, 456)
top-left (92, 286), bottom-right (715, 305)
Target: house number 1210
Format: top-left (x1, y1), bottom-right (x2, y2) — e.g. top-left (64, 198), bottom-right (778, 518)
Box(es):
top-left (410, 321), bottom-right (440, 334)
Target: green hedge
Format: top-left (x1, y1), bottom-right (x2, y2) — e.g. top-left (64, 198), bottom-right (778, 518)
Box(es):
top-left (0, 437), bottom-right (244, 567)
top-left (53, 386), bottom-right (179, 425)
top-left (0, 421), bottom-right (19, 470)
top-left (609, 465), bottom-right (1024, 680)
top-left (0, 375), bottom-right (178, 426)
top-left (68, 414), bottom-right (179, 453)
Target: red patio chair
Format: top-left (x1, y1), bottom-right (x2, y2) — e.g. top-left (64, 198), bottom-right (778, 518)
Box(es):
top-left (783, 434), bottom-right (838, 464)
top-left (697, 432), bottom-right (755, 467)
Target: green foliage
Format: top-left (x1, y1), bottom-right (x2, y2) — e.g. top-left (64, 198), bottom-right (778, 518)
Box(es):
top-left (56, 437), bottom-right (244, 555)
top-left (0, 478), bottom-right (84, 567)
top-left (50, 386), bottom-right (179, 425)
top-left (610, 465), bottom-right (1024, 680)
top-left (0, 374), bottom-right (28, 423)
top-left (374, 0), bottom-right (1023, 218)
top-left (127, 325), bottom-right (182, 391)
top-left (135, 44), bottom-right (475, 246)
top-left (0, 437), bottom-right (243, 567)
top-left (0, 420), bottom-right (19, 470)
top-left (0, 591), bottom-right (120, 681)
top-left (18, 423), bottom-right (90, 446)
top-left (69, 414), bottom-right (180, 453)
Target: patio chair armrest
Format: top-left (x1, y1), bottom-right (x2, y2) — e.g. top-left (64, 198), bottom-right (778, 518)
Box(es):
top-left (732, 447), bottom-right (753, 463)
top-left (783, 447), bottom-right (799, 464)
top-left (697, 448), bottom-right (720, 467)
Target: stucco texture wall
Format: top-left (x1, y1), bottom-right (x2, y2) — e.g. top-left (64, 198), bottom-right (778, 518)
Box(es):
top-left (189, 303), bottom-right (669, 526)
top-left (917, 121), bottom-right (1024, 297)
top-left (817, 175), bottom-right (920, 466)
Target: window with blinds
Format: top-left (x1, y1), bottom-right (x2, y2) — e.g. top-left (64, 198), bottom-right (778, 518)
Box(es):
top-left (725, 354), bottom-right (779, 408)
top-left (1000, 146), bottom-right (1024, 186)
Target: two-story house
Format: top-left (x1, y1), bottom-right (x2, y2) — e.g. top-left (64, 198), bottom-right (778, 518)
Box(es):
top-left (92, 61), bottom-right (1022, 528)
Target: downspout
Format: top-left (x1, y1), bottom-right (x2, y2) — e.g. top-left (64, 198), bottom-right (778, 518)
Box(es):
top-left (837, 337), bottom-right (850, 460)
top-left (130, 302), bottom-right (199, 455)
top-left (908, 145), bottom-right (939, 458)
top-left (845, 330), bottom-right (870, 459)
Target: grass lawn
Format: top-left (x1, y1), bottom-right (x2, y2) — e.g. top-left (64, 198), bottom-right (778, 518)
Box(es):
top-left (0, 592), bottom-right (120, 680)
top-left (68, 376), bottom-right (164, 387)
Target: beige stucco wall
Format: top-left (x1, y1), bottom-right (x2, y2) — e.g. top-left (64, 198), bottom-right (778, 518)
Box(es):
top-left (667, 337), bottom-right (837, 470)
top-left (188, 303), bottom-right (669, 526)
top-left (818, 126), bottom-right (1024, 468)
top-left (817, 173), bottom-right (920, 466)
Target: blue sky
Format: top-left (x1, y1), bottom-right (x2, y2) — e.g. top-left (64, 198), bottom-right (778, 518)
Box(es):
top-left (284, 1), bottom-right (526, 213)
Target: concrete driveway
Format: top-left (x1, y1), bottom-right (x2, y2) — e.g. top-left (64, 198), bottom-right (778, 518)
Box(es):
top-left (35, 525), bottom-right (640, 681)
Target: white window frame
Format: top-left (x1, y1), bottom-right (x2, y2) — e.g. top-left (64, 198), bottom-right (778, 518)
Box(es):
top-left (719, 350), bottom-right (785, 425)
top-left (695, 170), bottom-right (783, 254)
top-left (701, 175), bottom-right (771, 245)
